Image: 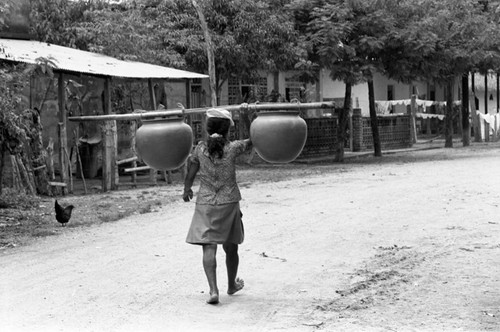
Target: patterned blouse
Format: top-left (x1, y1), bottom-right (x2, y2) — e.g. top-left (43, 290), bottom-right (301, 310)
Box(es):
top-left (190, 139), bottom-right (252, 205)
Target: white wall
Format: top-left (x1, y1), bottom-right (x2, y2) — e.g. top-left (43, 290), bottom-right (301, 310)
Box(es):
top-left (213, 68), bottom-right (462, 116)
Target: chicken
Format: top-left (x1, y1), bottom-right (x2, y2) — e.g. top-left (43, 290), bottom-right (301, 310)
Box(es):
top-left (55, 200), bottom-right (74, 227)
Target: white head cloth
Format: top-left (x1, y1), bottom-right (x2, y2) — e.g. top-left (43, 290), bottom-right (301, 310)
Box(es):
top-left (206, 108), bottom-right (234, 126)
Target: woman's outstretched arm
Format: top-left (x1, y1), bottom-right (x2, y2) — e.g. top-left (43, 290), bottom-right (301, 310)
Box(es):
top-left (183, 159), bottom-right (200, 202)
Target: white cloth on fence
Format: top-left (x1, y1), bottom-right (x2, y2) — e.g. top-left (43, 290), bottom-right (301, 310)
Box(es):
top-left (376, 99), bottom-right (456, 109)
top-left (416, 112), bottom-right (445, 120)
top-left (477, 112), bottom-right (500, 134)
top-left (478, 112), bottom-right (495, 125)
top-left (375, 101), bottom-right (392, 114)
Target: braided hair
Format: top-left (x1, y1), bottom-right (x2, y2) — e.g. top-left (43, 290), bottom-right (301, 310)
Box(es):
top-left (206, 117), bottom-right (231, 159)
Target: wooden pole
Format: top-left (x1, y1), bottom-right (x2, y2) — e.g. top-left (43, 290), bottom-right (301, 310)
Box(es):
top-left (471, 74), bottom-right (481, 142)
top-left (16, 156), bottom-right (35, 195)
top-left (57, 72), bottom-right (68, 195)
top-left (185, 79), bottom-right (192, 109)
top-left (46, 138), bottom-right (55, 180)
top-left (68, 102), bottom-right (336, 122)
top-left (74, 136), bottom-right (87, 194)
top-left (485, 74), bottom-right (489, 115)
top-left (484, 71), bottom-right (488, 142)
top-left (497, 72), bottom-right (499, 113)
top-left (101, 77), bottom-right (117, 191)
top-left (148, 78), bottom-right (158, 185)
top-left (64, 147), bottom-right (73, 193)
top-left (130, 121), bottom-right (137, 186)
top-left (148, 79), bottom-right (157, 110)
top-left (409, 95), bottom-right (417, 144)
top-left (461, 73), bottom-right (470, 146)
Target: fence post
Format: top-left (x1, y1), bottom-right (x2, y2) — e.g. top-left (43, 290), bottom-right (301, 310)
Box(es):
top-left (352, 108), bottom-right (363, 152)
top-left (409, 95), bottom-right (417, 144)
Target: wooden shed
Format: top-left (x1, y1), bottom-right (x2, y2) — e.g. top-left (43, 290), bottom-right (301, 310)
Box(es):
top-left (0, 38), bottom-right (208, 193)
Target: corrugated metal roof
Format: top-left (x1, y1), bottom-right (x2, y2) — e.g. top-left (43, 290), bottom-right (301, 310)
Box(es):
top-left (0, 38), bottom-right (208, 80)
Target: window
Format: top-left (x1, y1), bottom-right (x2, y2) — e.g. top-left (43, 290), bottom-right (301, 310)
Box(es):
top-left (387, 85), bottom-right (394, 100)
top-left (285, 77), bottom-right (304, 102)
top-left (228, 76), bottom-right (267, 104)
top-left (190, 78), bottom-right (204, 108)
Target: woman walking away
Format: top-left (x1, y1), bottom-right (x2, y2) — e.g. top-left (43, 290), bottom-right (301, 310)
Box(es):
top-left (183, 108), bottom-right (253, 305)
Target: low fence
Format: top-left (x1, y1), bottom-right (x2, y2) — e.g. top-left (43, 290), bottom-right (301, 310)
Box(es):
top-left (352, 109), bottom-right (412, 152)
top-left (299, 117), bottom-right (339, 158)
top-left (66, 102), bottom-right (414, 192)
top-left (186, 108), bottom-right (412, 158)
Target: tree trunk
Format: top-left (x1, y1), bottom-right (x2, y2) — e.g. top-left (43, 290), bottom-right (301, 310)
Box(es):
top-left (336, 83), bottom-right (352, 162)
top-left (191, 0), bottom-right (212, 142)
top-left (444, 78), bottom-right (454, 148)
top-left (461, 73), bottom-right (470, 147)
top-left (368, 79), bottom-right (382, 157)
top-left (0, 148), bottom-right (4, 195)
top-left (192, 0), bottom-right (216, 107)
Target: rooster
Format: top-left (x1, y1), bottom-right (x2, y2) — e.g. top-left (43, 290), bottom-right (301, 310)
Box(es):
top-left (55, 200), bottom-right (74, 227)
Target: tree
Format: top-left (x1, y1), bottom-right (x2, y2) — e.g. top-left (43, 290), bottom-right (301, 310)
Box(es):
top-left (290, 0), bottom-right (384, 160)
top-left (191, 0), bottom-right (217, 107)
top-left (164, 0), bottom-right (300, 103)
top-left (341, 0), bottom-right (399, 157)
top-left (383, 0), bottom-right (494, 147)
top-left (0, 63), bottom-right (32, 194)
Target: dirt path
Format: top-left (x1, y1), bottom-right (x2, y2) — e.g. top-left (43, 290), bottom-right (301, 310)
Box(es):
top-left (1, 144), bottom-right (500, 331)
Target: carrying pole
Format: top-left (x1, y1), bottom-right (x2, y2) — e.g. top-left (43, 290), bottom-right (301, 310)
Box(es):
top-left (68, 102), bottom-right (336, 122)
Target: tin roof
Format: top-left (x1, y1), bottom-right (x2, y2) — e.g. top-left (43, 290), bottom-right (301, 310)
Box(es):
top-left (0, 38), bottom-right (208, 80)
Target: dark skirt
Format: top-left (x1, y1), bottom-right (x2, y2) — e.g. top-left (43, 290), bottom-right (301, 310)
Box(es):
top-left (186, 202), bottom-right (244, 245)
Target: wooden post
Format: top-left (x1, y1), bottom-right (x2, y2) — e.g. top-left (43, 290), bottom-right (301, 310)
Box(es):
top-left (485, 74), bottom-right (490, 142)
top-left (102, 120), bottom-right (117, 191)
top-left (46, 138), bottom-right (55, 180)
top-left (74, 136), bottom-right (87, 194)
top-left (185, 79), bottom-right (192, 109)
top-left (409, 95), bottom-right (417, 144)
top-left (57, 72), bottom-right (68, 194)
top-left (64, 147), bottom-right (73, 193)
top-left (130, 121), bottom-right (138, 186)
top-left (148, 78), bottom-right (158, 185)
top-left (102, 77), bottom-right (117, 191)
top-left (470, 93), bottom-right (480, 142)
top-left (16, 156), bottom-right (35, 195)
top-left (348, 108), bottom-right (353, 151)
top-left (497, 72), bottom-right (499, 113)
top-left (471, 74), bottom-right (481, 142)
top-left (461, 73), bottom-right (470, 146)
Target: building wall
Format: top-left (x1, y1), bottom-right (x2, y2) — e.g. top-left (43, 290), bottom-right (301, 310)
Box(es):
top-left (471, 73), bottom-right (500, 114)
top-left (201, 69), bottom-right (468, 117)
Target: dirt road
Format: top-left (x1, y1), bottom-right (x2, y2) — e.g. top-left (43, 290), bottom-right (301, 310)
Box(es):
top-left (1, 144), bottom-right (500, 331)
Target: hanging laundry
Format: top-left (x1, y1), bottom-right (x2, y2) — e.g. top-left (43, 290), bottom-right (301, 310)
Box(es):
top-left (416, 112), bottom-right (445, 120)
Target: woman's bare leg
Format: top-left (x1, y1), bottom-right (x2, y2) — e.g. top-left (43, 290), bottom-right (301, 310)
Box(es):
top-left (202, 244), bottom-right (219, 304)
top-left (223, 243), bottom-right (244, 295)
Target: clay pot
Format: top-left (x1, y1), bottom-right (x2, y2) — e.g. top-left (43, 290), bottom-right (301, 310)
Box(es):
top-left (250, 111), bottom-right (307, 163)
top-left (135, 116), bottom-right (193, 170)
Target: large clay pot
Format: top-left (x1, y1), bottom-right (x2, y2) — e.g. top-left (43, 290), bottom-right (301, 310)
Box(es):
top-left (250, 111), bottom-right (307, 163)
top-left (135, 116), bottom-right (193, 170)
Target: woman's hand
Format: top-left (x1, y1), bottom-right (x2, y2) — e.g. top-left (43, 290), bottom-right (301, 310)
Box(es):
top-left (183, 188), bottom-right (193, 202)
